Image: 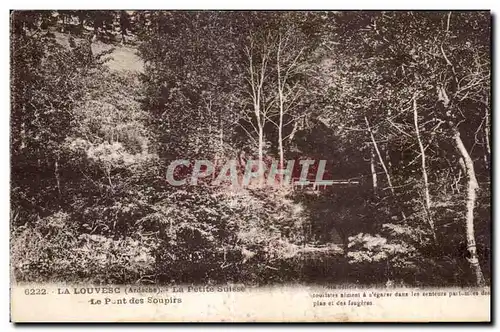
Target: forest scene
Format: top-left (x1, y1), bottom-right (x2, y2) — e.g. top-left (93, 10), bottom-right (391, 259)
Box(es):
top-left (10, 10), bottom-right (491, 287)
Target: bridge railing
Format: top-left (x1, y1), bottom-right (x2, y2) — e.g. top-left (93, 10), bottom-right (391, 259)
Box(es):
top-left (290, 178), bottom-right (360, 191)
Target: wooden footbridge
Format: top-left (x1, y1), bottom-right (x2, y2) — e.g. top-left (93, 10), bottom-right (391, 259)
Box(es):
top-left (290, 177), bottom-right (361, 192)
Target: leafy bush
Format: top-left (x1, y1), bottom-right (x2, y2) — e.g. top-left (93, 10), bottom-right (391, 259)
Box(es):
top-left (12, 212), bottom-right (157, 284)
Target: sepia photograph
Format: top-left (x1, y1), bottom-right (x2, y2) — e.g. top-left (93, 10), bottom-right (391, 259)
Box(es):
top-left (9, 9), bottom-right (491, 322)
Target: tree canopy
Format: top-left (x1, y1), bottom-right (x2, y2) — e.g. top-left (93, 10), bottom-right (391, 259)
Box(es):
top-left (11, 10), bottom-right (490, 286)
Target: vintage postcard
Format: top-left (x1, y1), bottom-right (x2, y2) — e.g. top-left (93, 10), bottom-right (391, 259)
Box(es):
top-left (10, 10), bottom-right (491, 322)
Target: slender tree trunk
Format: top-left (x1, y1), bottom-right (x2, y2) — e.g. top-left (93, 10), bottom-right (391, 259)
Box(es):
top-left (481, 135), bottom-right (489, 171)
top-left (220, 117), bottom-right (224, 147)
top-left (54, 158), bottom-right (61, 197)
top-left (258, 127), bottom-right (263, 167)
top-left (258, 124), bottom-right (264, 184)
top-left (245, 36), bottom-right (271, 186)
top-left (365, 116), bottom-right (407, 221)
top-left (214, 118), bottom-right (223, 180)
top-left (288, 121), bottom-right (298, 143)
top-left (484, 108), bottom-right (490, 156)
top-left (277, 34), bottom-right (284, 170)
top-left (453, 129), bottom-right (485, 286)
top-left (484, 108), bottom-right (490, 170)
top-left (385, 148), bottom-right (392, 172)
top-left (365, 116), bottom-right (394, 195)
top-left (370, 148), bottom-right (378, 195)
top-left (278, 113), bottom-right (284, 170)
top-left (20, 117), bottom-right (26, 150)
top-left (413, 97), bottom-right (435, 238)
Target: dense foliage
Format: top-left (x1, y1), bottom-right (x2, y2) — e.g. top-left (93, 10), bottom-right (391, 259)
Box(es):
top-left (11, 11), bottom-right (490, 286)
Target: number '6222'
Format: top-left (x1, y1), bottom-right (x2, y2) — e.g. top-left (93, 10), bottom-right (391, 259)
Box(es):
top-left (24, 289), bottom-right (47, 295)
